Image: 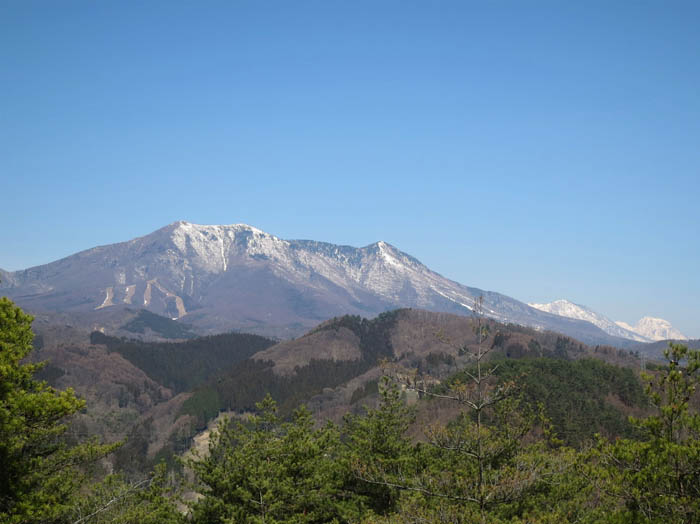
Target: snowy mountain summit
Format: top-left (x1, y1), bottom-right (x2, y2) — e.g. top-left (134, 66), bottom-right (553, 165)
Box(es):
top-left (615, 317), bottom-right (688, 342)
top-left (528, 299), bottom-right (652, 342)
top-left (529, 299), bottom-right (686, 342)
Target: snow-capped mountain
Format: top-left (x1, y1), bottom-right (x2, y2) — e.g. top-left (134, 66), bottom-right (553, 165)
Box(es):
top-left (528, 299), bottom-right (652, 342)
top-left (616, 317), bottom-right (688, 342)
top-left (529, 299), bottom-right (687, 343)
top-left (0, 221), bottom-right (631, 344)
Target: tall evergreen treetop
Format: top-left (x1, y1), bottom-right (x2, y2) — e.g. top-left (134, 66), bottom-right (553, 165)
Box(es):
top-left (0, 297), bottom-right (116, 524)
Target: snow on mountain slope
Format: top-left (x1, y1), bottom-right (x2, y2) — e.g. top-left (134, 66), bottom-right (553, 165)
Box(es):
top-left (616, 317), bottom-right (687, 342)
top-left (0, 221), bottom-right (631, 344)
top-left (528, 299), bottom-right (652, 342)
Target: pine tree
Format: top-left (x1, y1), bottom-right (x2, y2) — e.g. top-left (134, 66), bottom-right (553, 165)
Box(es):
top-left (343, 376), bottom-right (417, 517)
top-left (0, 297), bottom-right (117, 524)
top-left (587, 343), bottom-right (700, 523)
top-left (189, 395), bottom-right (352, 523)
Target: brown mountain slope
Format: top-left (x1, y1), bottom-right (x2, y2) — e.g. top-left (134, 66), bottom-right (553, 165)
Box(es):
top-left (187, 308), bottom-right (641, 425)
top-left (27, 306), bottom-right (647, 474)
top-left (253, 308), bottom-right (638, 374)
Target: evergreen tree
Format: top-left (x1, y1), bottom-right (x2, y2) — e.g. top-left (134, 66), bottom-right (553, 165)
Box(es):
top-left (587, 343), bottom-right (700, 523)
top-left (0, 297), bottom-right (117, 524)
top-left (189, 395), bottom-right (352, 523)
top-left (343, 377), bottom-right (417, 517)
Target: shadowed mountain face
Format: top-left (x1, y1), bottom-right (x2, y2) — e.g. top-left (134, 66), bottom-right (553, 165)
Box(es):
top-left (1, 221), bottom-right (631, 345)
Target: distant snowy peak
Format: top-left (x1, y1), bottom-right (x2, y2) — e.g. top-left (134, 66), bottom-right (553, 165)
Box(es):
top-left (615, 317), bottom-right (688, 342)
top-left (528, 299), bottom-right (652, 343)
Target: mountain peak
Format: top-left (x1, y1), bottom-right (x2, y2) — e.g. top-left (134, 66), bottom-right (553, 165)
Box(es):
top-left (530, 299), bottom-right (689, 343)
top-left (529, 299), bottom-right (651, 343)
top-left (552, 298), bottom-right (576, 306)
top-left (615, 317), bottom-right (687, 342)
top-left (169, 221), bottom-right (266, 235)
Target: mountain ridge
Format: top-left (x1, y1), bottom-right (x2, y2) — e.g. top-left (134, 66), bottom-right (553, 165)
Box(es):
top-left (529, 299), bottom-right (652, 342)
top-left (616, 316), bottom-right (688, 342)
top-left (529, 299), bottom-right (687, 342)
top-left (1, 221), bottom-right (636, 346)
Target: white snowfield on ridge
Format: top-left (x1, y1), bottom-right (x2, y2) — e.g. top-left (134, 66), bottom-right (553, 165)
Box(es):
top-left (529, 299), bottom-right (687, 342)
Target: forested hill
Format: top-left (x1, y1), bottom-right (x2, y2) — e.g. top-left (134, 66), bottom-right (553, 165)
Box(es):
top-left (33, 307), bottom-right (648, 477)
top-left (441, 357), bottom-right (647, 447)
top-left (180, 308), bottom-right (643, 429)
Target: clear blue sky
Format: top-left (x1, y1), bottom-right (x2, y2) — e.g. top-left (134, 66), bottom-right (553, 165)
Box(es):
top-left (2, 1), bottom-right (699, 337)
